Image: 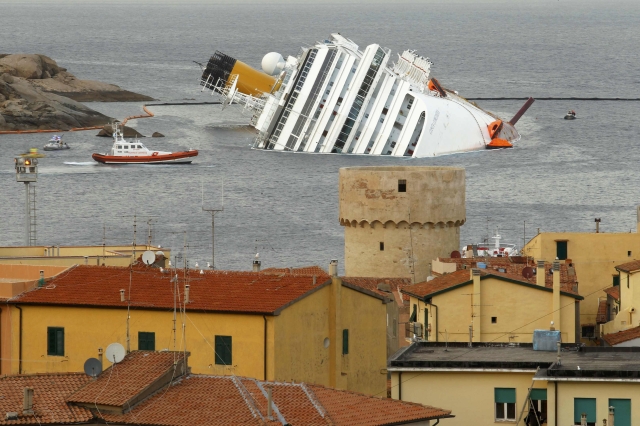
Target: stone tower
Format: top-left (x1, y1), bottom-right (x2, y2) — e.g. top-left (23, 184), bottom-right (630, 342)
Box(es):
top-left (339, 166), bottom-right (465, 283)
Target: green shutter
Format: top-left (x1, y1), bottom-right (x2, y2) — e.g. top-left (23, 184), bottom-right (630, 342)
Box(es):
top-left (138, 332), bottom-right (155, 351)
top-left (495, 388), bottom-right (516, 404)
top-left (556, 241), bottom-right (568, 260)
top-left (613, 275), bottom-right (620, 286)
top-left (215, 335), bottom-right (232, 365)
top-left (342, 329), bottom-right (349, 355)
top-left (47, 327), bottom-right (64, 356)
top-left (530, 389), bottom-right (547, 401)
top-left (609, 399), bottom-right (631, 426)
top-left (574, 398), bottom-right (596, 423)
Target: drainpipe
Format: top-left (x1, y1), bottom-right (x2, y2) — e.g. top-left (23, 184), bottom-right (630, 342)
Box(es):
top-left (398, 372), bottom-right (402, 401)
top-left (428, 301), bottom-right (439, 342)
top-left (554, 381), bottom-right (558, 426)
top-left (263, 315), bottom-right (268, 380)
top-left (16, 305), bottom-right (23, 374)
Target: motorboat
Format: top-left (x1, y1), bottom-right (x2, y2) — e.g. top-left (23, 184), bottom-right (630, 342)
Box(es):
top-left (43, 135), bottom-right (70, 151)
top-left (200, 33), bottom-right (534, 158)
top-left (564, 110), bottom-right (576, 120)
top-left (19, 148), bottom-right (45, 158)
top-left (92, 122), bottom-right (198, 164)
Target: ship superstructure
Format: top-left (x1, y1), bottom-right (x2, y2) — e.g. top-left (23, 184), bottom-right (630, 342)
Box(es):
top-left (200, 34), bottom-right (532, 158)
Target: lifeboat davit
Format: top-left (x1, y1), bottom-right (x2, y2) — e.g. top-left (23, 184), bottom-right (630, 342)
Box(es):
top-left (92, 122), bottom-right (198, 164)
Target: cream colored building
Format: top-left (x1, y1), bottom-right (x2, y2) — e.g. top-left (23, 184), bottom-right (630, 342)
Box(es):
top-left (389, 342), bottom-right (640, 426)
top-left (339, 166), bottom-right (465, 283)
top-left (402, 263), bottom-right (582, 344)
top-left (523, 226), bottom-right (640, 327)
top-left (0, 244), bottom-right (169, 267)
top-left (602, 259), bottom-right (640, 336)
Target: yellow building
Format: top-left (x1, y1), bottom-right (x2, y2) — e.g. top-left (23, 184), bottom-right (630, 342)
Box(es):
top-left (0, 244), bottom-right (169, 267)
top-left (523, 228), bottom-right (640, 328)
top-left (2, 261), bottom-right (389, 396)
top-left (402, 263), bottom-right (582, 344)
top-left (389, 342), bottom-right (640, 426)
top-left (601, 259), bottom-right (640, 336)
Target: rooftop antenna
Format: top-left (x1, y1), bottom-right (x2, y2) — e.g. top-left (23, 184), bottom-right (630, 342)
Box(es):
top-left (202, 178), bottom-right (224, 269)
top-left (14, 154), bottom-right (39, 245)
top-left (147, 218), bottom-right (155, 248)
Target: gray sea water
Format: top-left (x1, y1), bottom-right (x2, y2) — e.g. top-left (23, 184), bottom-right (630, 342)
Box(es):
top-left (1, 1), bottom-right (639, 271)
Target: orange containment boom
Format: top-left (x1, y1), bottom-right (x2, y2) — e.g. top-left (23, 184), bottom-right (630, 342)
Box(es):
top-left (200, 51), bottom-right (279, 97)
top-left (508, 97), bottom-right (535, 125)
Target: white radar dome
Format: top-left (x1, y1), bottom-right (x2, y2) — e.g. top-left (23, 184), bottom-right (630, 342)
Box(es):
top-left (262, 52), bottom-right (285, 76)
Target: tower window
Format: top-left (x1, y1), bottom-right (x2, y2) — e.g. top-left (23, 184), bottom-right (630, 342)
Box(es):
top-left (379, 242), bottom-right (384, 251)
top-left (628, 250), bottom-right (632, 257)
top-left (398, 180), bottom-right (407, 192)
top-left (491, 317), bottom-right (497, 324)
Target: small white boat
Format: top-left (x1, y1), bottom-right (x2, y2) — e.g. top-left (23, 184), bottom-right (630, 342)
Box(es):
top-left (564, 110), bottom-right (576, 120)
top-left (43, 135), bottom-right (70, 151)
top-left (462, 232), bottom-right (519, 258)
top-left (92, 122), bottom-right (198, 165)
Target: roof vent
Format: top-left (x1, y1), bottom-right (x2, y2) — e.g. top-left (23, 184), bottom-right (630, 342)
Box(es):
top-left (5, 413), bottom-right (18, 421)
top-left (23, 387), bottom-right (34, 415)
top-left (553, 261), bottom-right (560, 271)
top-left (120, 289), bottom-right (125, 302)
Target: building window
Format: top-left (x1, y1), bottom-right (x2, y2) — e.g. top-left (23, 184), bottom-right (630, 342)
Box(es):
top-left (138, 332), bottom-right (155, 350)
top-left (613, 275), bottom-right (620, 286)
top-left (380, 242), bottom-right (384, 251)
top-left (581, 325), bottom-right (595, 339)
top-left (47, 327), bottom-right (64, 356)
top-left (410, 304), bottom-right (417, 322)
top-left (628, 250), bottom-right (632, 257)
top-left (215, 335), bottom-right (232, 365)
top-left (609, 399), bottom-right (631, 426)
top-left (530, 389), bottom-right (547, 423)
top-left (495, 388), bottom-right (516, 421)
top-left (574, 398), bottom-right (596, 426)
top-left (398, 179), bottom-right (406, 192)
top-left (556, 241), bottom-right (568, 260)
top-left (342, 329), bottom-right (349, 355)
top-left (491, 317), bottom-right (497, 324)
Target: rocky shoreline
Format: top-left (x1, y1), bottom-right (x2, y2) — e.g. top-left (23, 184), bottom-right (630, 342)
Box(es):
top-left (0, 54), bottom-right (153, 131)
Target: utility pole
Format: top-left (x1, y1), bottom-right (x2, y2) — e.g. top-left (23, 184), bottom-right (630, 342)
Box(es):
top-left (202, 179), bottom-right (224, 269)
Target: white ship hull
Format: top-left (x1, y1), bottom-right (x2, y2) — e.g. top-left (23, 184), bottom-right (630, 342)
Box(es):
top-left (201, 34), bottom-right (530, 158)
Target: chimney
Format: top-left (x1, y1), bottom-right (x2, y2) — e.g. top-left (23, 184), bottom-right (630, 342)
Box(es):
top-left (329, 259), bottom-right (338, 277)
top-left (553, 261), bottom-right (561, 333)
top-left (313, 275), bottom-right (317, 285)
top-left (472, 268), bottom-right (481, 342)
top-left (84, 256), bottom-right (88, 265)
top-left (537, 260), bottom-right (545, 286)
top-left (98, 347), bottom-right (103, 368)
top-left (595, 218), bottom-right (601, 233)
top-left (253, 260), bottom-right (261, 272)
top-left (609, 405), bottom-right (615, 426)
top-left (184, 285), bottom-right (190, 304)
top-left (23, 387), bottom-right (34, 415)
top-left (120, 289), bottom-right (125, 302)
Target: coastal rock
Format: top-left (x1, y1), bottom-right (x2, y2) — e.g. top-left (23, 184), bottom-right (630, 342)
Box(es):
top-left (152, 132), bottom-right (165, 137)
top-left (97, 124), bottom-right (144, 138)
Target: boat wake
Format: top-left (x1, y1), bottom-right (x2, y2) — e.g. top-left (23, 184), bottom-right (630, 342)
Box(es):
top-left (64, 162), bottom-right (95, 166)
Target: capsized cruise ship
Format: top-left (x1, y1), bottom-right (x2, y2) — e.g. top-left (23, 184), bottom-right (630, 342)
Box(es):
top-left (200, 34), bottom-right (534, 158)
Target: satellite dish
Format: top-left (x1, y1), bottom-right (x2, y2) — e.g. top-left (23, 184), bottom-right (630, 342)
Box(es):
top-left (522, 266), bottom-right (535, 279)
top-left (155, 251), bottom-right (165, 257)
top-left (450, 250), bottom-right (461, 259)
top-left (105, 343), bottom-right (126, 364)
top-left (141, 250), bottom-right (156, 265)
top-left (84, 357), bottom-right (103, 377)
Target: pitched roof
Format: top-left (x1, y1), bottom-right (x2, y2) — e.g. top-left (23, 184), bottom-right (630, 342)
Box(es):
top-left (0, 373), bottom-right (92, 425)
top-left (616, 259), bottom-right (640, 273)
top-left (9, 265), bottom-right (332, 315)
top-left (604, 286), bottom-right (620, 301)
top-left (596, 300), bottom-right (608, 324)
top-left (99, 375), bottom-right (452, 426)
top-left (67, 351), bottom-right (185, 409)
top-left (403, 268), bottom-right (582, 300)
top-left (603, 325), bottom-right (640, 346)
top-left (261, 266), bottom-right (329, 277)
top-left (341, 277), bottom-right (413, 302)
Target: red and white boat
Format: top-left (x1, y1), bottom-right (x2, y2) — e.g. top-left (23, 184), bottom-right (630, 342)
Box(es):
top-left (92, 122), bottom-right (198, 164)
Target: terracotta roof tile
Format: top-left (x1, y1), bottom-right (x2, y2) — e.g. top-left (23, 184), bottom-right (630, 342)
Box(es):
top-left (341, 277), bottom-right (413, 301)
top-left (603, 325), bottom-right (640, 346)
top-left (403, 265), bottom-right (581, 300)
top-left (604, 286), bottom-right (620, 301)
top-left (10, 265), bottom-right (329, 314)
top-left (596, 300), bottom-right (608, 324)
top-left (261, 266), bottom-right (329, 277)
top-left (0, 373), bottom-right (92, 425)
top-left (307, 383), bottom-right (451, 425)
top-left (615, 259), bottom-right (640, 273)
top-left (67, 351), bottom-right (184, 408)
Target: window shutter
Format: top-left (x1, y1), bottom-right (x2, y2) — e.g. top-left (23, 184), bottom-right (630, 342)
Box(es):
top-left (215, 336), bottom-right (232, 365)
top-left (574, 398), bottom-right (596, 423)
top-left (530, 389), bottom-right (547, 401)
top-left (495, 388), bottom-right (516, 404)
top-left (47, 328), bottom-right (56, 355)
top-left (342, 329), bottom-right (349, 355)
top-left (56, 329), bottom-right (64, 356)
top-left (609, 399), bottom-right (631, 426)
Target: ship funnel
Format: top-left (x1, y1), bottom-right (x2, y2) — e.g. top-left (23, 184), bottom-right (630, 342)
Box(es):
top-left (200, 50), bottom-right (280, 97)
top-left (262, 52), bottom-right (285, 76)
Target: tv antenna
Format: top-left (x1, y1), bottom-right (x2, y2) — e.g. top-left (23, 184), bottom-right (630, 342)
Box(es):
top-left (202, 178), bottom-right (224, 269)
